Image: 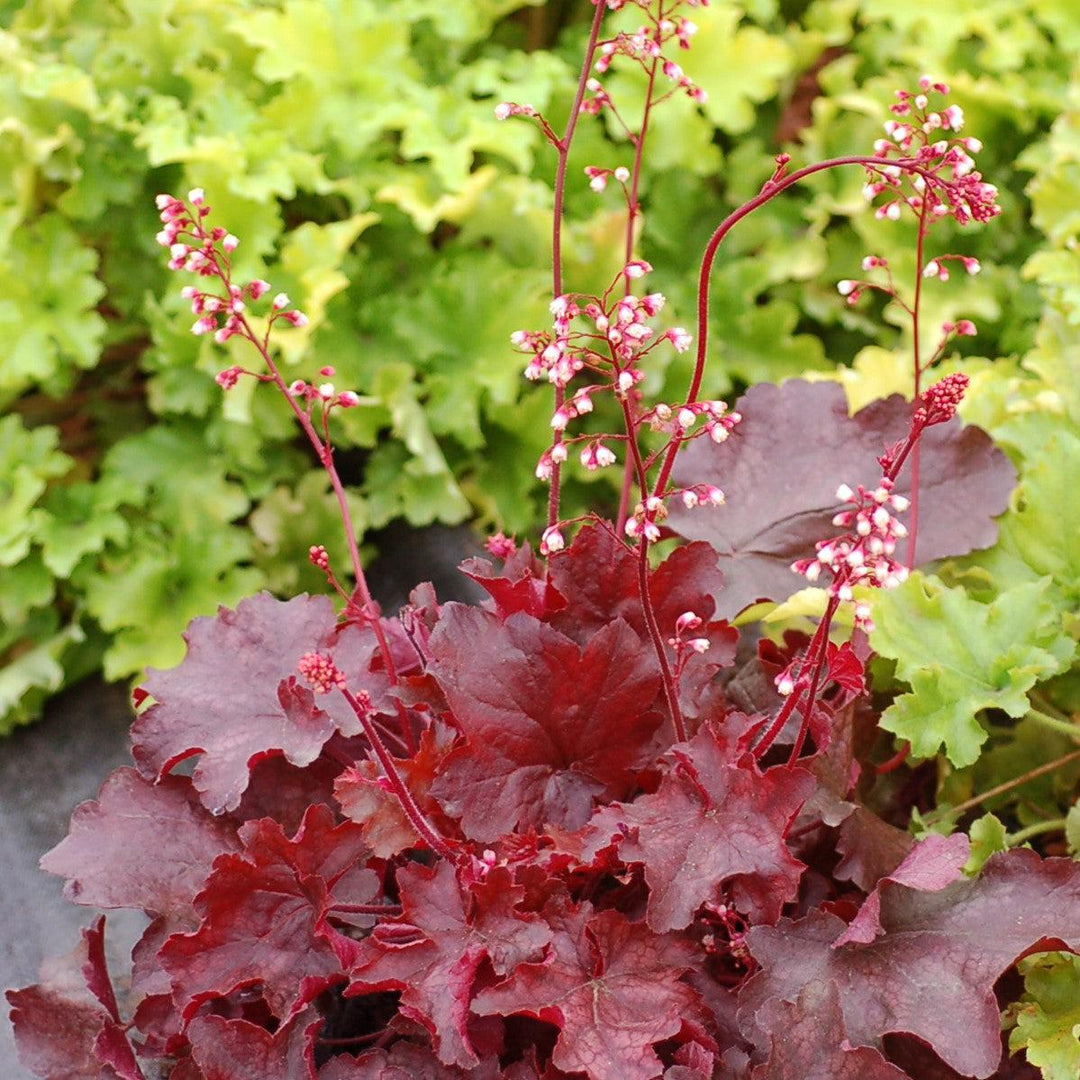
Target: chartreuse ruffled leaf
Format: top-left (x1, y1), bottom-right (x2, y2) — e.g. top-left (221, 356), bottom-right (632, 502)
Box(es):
top-left (871, 574), bottom-right (1076, 767)
top-left (963, 813), bottom-right (1008, 875)
top-left (677, 4), bottom-right (794, 135)
top-left (82, 526), bottom-right (263, 681)
top-left (73, 424), bottom-right (265, 679)
top-left (1007, 953), bottom-right (1080, 1080)
top-left (0, 214), bottom-right (106, 402)
top-left (0, 416), bottom-right (71, 566)
top-left (0, 613), bottom-right (85, 735)
top-left (973, 426), bottom-right (1080, 605)
top-left (36, 479), bottom-right (131, 580)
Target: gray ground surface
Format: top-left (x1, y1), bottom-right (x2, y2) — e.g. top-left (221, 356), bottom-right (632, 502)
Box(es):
top-left (1, 679), bottom-right (136, 1079)
top-left (1, 524), bottom-right (483, 1077)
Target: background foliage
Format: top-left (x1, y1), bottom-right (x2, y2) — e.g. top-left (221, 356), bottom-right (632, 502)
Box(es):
top-left (0, 0), bottom-right (1076, 778)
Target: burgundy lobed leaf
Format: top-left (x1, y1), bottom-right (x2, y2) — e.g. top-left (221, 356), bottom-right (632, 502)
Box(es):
top-left (186, 1010), bottom-right (322, 1080)
top-left (748, 981), bottom-right (909, 1079)
top-left (546, 523), bottom-right (641, 640)
top-left (835, 831), bottom-right (970, 946)
top-left (160, 805), bottom-right (369, 1022)
top-left (7, 918), bottom-right (144, 1080)
top-left (346, 859), bottom-right (552, 1069)
top-left (739, 849), bottom-right (1080, 1078)
top-left (40, 768), bottom-right (239, 920)
top-left (832, 806), bottom-right (915, 893)
top-left (546, 525), bottom-right (727, 647)
top-left (586, 720), bottom-right (814, 930)
top-left (318, 1040), bottom-right (501, 1078)
top-left (473, 901), bottom-right (703, 1080)
top-left (131, 593), bottom-right (383, 814)
top-left (668, 381), bottom-right (1016, 617)
top-left (428, 605), bottom-right (662, 842)
top-left (460, 542), bottom-right (566, 622)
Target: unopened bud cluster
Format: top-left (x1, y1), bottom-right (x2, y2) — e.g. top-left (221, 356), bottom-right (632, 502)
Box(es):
top-left (297, 651), bottom-right (347, 695)
top-left (912, 371), bottom-right (969, 428)
top-left (792, 478), bottom-right (912, 631)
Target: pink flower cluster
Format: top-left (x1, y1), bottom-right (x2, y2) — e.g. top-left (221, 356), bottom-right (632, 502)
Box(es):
top-left (863, 77), bottom-right (1000, 227)
top-left (667, 610), bottom-right (711, 662)
top-left (156, 191), bottom-right (367, 412)
top-left (513, 261), bottom-right (733, 491)
top-left (156, 190), bottom-right (310, 348)
top-left (588, 6), bottom-right (708, 108)
top-left (791, 479), bottom-right (912, 631)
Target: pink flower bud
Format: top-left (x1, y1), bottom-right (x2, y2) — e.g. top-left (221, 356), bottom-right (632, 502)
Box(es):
top-left (283, 310), bottom-right (309, 327)
top-left (540, 526), bottom-right (565, 555)
top-left (272, 293), bottom-right (290, 311)
top-left (248, 279), bottom-right (271, 299)
top-left (337, 391), bottom-right (360, 408)
top-left (214, 365), bottom-right (243, 390)
top-left (222, 234), bottom-right (239, 253)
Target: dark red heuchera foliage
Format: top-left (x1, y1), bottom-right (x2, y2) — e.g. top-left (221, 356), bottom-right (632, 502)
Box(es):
top-left (7, 390), bottom-right (1072, 1080)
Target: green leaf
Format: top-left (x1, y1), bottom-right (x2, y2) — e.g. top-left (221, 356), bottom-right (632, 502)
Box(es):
top-left (0, 214), bottom-right (106, 401)
top-left (0, 617), bottom-right (84, 736)
top-left (1008, 953), bottom-right (1080, 1080)
top-left (964, 813), bottom-right (1008, 875)
top-left (678, 5), bottom-right (794, 135)
top-left (872, 574), bottom-right (1076, 767)
top-left (83, 526), bottom-right (263, 681)
top-left (249, 470), bottom-right (368, 595)
top-left (0, 415), bottom-right (71, 565)
top-left (0, 551), bottom-right (54, 624)
top-left (37, 478), bottom-right (131, 579)
top-left (1066, 801), bottom-right (1080, 857)
top-left (993, 427), bottom-right (1080, 605)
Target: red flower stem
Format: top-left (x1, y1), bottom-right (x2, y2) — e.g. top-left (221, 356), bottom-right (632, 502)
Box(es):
top-left (547, 0), bottom-right (607, 530)
top-left (619, 394), bottom-right (685, 743)
top-left (752, 596), bottom-right (838, 761)
top-left (236, 322), bottom-right (400, 686)
top-left (787, 596), bottom-right (840, 764)
top-left (875, 742), bottom-right (911, 774)
top-left (652, 154), bottom-right (940, 501)
top-left (339, 686), bottom-right (455, 860)
top-left (906, 199), bottom-right (931, 567)
top-left (615, 33), bottom-right (659, 540)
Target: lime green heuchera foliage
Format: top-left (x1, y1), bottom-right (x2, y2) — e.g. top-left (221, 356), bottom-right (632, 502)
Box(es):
top-left (9, 1), bottom-right (1080, 1078)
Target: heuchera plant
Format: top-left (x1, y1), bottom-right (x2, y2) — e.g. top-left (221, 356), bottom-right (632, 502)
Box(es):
top-left (9, 2), bottom-right (1078, 1078)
